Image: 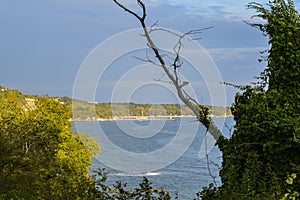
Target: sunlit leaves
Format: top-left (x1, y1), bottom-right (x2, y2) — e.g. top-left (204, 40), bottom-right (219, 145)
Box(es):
top-left (0, 92), bottom-right (97, 199)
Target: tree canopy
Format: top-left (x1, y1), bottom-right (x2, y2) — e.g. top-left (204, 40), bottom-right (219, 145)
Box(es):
top-left (0, 92), bottom-right (98, 199)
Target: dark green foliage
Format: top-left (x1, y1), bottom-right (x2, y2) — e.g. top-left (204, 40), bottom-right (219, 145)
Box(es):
top-left (202, 0), bottom-right (300, 199)
top-left (196, 183), bottom-right (218, 200)
top-left (94, 169), bottom-right (171, 200)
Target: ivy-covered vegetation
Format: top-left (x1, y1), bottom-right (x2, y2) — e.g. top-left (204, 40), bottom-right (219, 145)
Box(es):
top-left (202, 0), bottom-right (300, 199)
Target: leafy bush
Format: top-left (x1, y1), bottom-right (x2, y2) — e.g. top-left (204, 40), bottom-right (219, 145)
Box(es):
top-left (201, 0), bottom-right (300, 199)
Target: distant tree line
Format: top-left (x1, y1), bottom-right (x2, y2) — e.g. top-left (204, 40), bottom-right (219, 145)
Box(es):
top-left (0, 87), bottom-right (232, 121)
top-left (66, 99), bottom-right (232, 121)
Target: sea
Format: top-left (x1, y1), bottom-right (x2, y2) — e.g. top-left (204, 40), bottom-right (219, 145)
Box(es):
top-left (72, 117), bottom-right (234, 199)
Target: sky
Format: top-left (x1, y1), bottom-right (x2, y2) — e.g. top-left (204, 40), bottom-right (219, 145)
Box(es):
top-left (1, 0), bottom-right (298, 106)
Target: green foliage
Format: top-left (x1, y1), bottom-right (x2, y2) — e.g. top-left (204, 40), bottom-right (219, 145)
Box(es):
top-left (78, 132), bottom-right (101, 156)
top-left (196, 183), bottom-right (218, 200)
top-left (94, 169), bottom-right (171, 200)
top-left (0, 86), bottom-right (27, 105)
top-left (0, 91), bottom-right (97, 199)
top-left (282, 173), bottom-right (300, 200)
top-left (201, 0), bottom-right (300, 199)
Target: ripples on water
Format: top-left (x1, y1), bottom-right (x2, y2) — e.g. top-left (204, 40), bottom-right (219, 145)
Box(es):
top-left (73, 117), bottom-right (234, 199)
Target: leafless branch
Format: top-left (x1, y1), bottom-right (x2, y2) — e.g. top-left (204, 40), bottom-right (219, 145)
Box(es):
top-left (24, 142), bottom-right (33, 154)
top-left (151, 20), bottom-right (159, 28)
top-left (182, 89), bottom-right (198, 104)
top-left (153, 78), bottom-right (173, 85)
top-left (205, 130), bottom-right (217, 185)
top-left (225, 122), bottom-right (234, 138)
top-left (149, 27), bottom-right (213, 41)
top-left (293, 131), bottom-right (298, 142)
top-left (132, 53), bottom-right (161, 67)
top-left (113, 0), bottom-right (146, 22)
top-left (113, 0), bottom-right (223, 142)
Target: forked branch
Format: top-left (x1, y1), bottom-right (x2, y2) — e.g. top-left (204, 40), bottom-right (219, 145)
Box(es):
top-left (113, 0), bottom-right (223, 141)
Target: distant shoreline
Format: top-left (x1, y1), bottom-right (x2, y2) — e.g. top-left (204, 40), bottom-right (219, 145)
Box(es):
top-left (71, 115), bottom-right (233, 122)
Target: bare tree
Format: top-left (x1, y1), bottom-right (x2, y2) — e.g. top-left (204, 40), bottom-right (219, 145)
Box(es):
top-left (113, 0), bottom-right (223, 142)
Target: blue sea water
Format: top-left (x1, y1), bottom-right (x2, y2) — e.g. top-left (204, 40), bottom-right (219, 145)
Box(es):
top-left (73, 117), bottom-right (234, 199)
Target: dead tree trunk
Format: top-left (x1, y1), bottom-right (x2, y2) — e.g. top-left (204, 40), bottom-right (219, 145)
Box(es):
top-left (113, 0), bottom-right (223, 142)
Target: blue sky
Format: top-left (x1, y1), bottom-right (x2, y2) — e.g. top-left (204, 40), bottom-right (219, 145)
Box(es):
top-left (1, 0), bottom-right (297, 105)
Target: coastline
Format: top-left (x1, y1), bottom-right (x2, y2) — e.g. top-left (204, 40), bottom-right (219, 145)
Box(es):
top-left (71, 115), bottom-right (233, 122)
